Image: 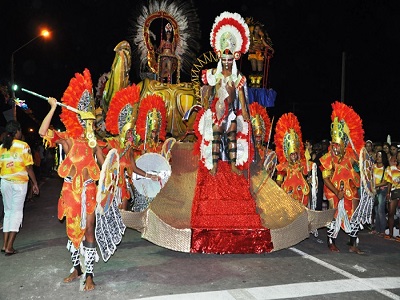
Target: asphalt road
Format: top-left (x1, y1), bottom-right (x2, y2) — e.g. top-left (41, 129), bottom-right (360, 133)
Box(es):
top-left (1, 176), bottom-right (400, 300)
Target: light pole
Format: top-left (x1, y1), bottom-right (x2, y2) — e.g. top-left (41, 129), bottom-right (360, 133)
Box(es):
top-left (11, 29), bottom-right (51, 120)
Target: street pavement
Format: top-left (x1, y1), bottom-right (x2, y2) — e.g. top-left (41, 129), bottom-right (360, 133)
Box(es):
top-left (1, 175), bottom-right (400, 300)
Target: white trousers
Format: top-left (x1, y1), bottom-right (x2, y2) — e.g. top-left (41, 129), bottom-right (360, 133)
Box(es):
top-left (1, 179), bottom-right (28, 232)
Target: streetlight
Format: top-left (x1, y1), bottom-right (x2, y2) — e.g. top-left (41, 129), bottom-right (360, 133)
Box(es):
top-left (11, 28), bottom-right (51, 120)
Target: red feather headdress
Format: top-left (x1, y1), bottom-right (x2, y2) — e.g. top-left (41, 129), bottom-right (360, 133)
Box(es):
top-left (60, 68), bottom-right (95, 138)
top-left (249, 102), bottom-right (271, 144)
top-left (331, 101), bottom-right (364, 154)
top-left (274, 113), bottom-right (304, 163)
top-left (136, 94), bottom-right (167, 143)
top-left (105, 84), bottom-right (140, 135)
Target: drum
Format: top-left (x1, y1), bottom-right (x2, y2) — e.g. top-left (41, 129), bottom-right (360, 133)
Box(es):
top-left (133, 152), bottom-right (171, 198)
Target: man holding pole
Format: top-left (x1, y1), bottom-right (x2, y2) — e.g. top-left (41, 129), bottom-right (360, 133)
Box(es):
top-left (38, 69), bottom-right (104, 291)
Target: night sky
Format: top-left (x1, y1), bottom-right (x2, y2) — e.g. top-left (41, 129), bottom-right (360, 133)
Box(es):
top-left (1, 0), bottom-right (399, 144)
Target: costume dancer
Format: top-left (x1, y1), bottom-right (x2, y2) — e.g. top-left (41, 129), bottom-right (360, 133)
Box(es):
top-left (132, 0), bottom-right (200, 83)
top-left (200, 11), bottom-right (251, 176)
top-left (248, 102), bottom-right (276, 177)
top-left (136, 94), bottom-right (167, 155)
top-left (320, 101), bottom-right (366, 254)
top-left (104, 84), bottom-right (158, 211)
top-left (274, 113), bottom-right (311, 206)
top-left (39, 69), bottom-right (104, 291)
top-left (157, 23), bottom-right (178, 83)
top-left (246, 18), bottom-right (274, 88)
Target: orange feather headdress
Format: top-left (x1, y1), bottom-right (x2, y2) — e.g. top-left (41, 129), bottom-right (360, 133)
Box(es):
top-left (105, 84), bottom-right (141, 147)
top-left (136, 94), bottom-right (167, 144)
top-left (274, 112), bottom-right (304, 163)
top-left (105, 84), bottom-right (140, 135)
top-left (249, 102), bottom-right (271, 144)
top-left (60, 68), bottom-right (95, 138)
top-left (330, 101), bottom-right (364, 154)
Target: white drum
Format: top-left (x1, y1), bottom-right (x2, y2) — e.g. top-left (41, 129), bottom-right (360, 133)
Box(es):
top-left (132, 153), bottom-right (171, 198)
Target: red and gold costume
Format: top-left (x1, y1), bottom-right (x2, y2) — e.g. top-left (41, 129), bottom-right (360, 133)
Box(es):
top-left (320, 148), bottom-right (360, 217)
top-left (274, 113), bottom-right (309, 206)
top-left (320, 101), bottom-right (365, 253)
top-left (43, 69), bottom-right (99, 249)
top-left (249, 102), bottom-right (271, 159)
top-left (40, 69), bottom-right (104, 286)
top-left (136, 94), bottom-right (167, 155)
top-left (320, 102), bottom-right (363, 221)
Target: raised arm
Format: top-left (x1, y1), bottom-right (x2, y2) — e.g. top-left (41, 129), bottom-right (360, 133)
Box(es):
top-left (39, 97), bottom-right (58, 137)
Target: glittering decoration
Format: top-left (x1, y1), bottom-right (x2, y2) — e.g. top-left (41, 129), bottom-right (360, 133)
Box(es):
top-left (190, 161), bottom-right (272, 253)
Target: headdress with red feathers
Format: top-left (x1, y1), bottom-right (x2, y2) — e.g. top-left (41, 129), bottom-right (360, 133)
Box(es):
top-left (274, 113), bottom-right (304, 163)
top-left (210, 11), bottom-right (250, 60)
top-left (60, 68), bottom-right (95, 139)
top-left (136, 94), bottom-right (167, 145)
top-left (105, 84), bottom-right (140, 135)
top-left (330, 101), bottom-right (364, 154)
top-left (249, 102), bottom-right (271, 144)
top-left (105, 84), bottom-right (141, 147)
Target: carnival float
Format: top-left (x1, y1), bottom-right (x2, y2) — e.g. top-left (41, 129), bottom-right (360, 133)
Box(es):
top-left (24, 0), bottom-right (374, 259)
top-left (77, 0), bottom-right (340, 256)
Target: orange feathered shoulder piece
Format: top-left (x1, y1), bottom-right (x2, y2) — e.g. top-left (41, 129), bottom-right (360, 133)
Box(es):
top-left (136, 94), bottom-right (167, 142)
top-left (60, 68), bottom-right (93, 138)
top-left (105, 84), bottom-right (141, 135)
top-left (274, 112), bottom-right (304, 164)
top-left (331, 101), bottom-right (364, 154)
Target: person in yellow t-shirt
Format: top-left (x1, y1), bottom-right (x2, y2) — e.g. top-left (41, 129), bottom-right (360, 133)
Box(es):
top-left (0, 120), bottom-right (39, 255)
top-left (386, 151), bottom-right (400, 240)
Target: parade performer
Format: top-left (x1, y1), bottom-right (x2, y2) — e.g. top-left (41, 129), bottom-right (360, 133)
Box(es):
top-left (246, 18), bottom-right (274, 88)
top-left (199, 11), bottom-right (251, 176)
top-left (320, 101), bottom-right (367, 254)
top-left (157, 23), bottom-right (178, 83)
top-left (130, 93), bottom-right (172, 212)
top-left (38, 69), bottom-right (104, 291)
top-left (136, 94), bottom-right (167, 155)
top-left (104, 84), bottom-right (158, 211)
top-left (274, 113), bottom-right (311, 206)
top-left (248, 102), bottom-right (276, 177)
top-left (132, 0), bottom-right (200, 82)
